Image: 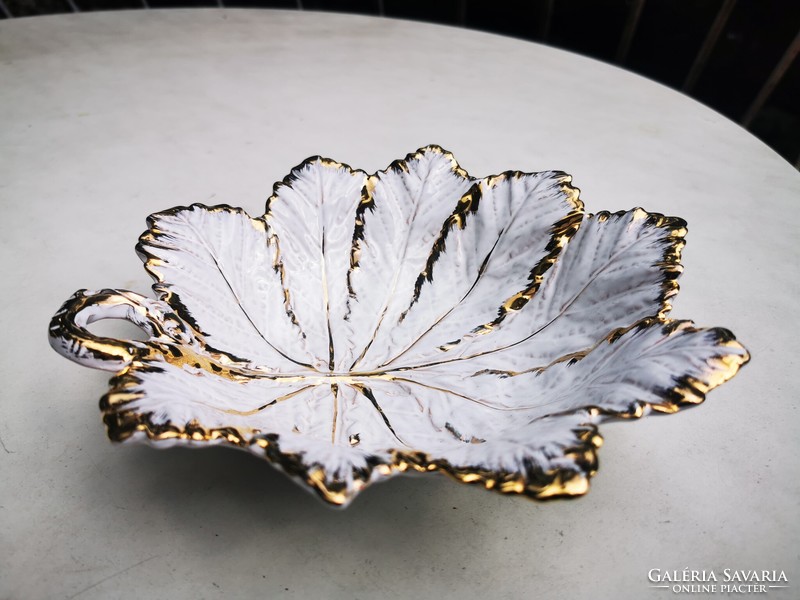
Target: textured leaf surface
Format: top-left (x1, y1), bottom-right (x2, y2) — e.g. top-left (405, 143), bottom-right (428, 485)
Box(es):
top-left (265, 158), bottom-right (367, 370)
top-left (137, 206), bottom-right (313, 372)
top-left (345, 148), bottom-right (475, 371)
top-left (90, 146), bottom-right (748, 506)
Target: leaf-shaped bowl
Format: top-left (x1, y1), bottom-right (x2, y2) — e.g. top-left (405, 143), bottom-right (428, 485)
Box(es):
top-left (49, 145), bottom-right (749, 507)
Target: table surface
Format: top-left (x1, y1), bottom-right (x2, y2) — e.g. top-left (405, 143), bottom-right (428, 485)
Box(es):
top-left (1, 9), bottom-right (798, 600)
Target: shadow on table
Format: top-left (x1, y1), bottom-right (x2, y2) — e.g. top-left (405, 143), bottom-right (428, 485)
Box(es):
top-left (91, 441), bottom-right (483, 555)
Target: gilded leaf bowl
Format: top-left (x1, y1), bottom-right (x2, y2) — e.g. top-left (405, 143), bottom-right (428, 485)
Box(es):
top-left (49, 145), bottom-right (749, 507)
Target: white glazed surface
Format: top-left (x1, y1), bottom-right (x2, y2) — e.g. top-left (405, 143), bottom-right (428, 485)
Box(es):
top-left (2, 9), bottom-right (798, 600)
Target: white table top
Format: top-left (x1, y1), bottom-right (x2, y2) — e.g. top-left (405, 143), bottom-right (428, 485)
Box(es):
top-left (1, 9), bottom-right (798, 600)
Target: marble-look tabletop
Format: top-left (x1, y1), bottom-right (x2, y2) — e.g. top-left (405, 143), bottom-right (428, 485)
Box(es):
top-left (1, 9), bottom-right (797, 600)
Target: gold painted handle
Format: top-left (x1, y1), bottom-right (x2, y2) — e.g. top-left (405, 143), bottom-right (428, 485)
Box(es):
top-left (49, 289), bottom-right (165, 372)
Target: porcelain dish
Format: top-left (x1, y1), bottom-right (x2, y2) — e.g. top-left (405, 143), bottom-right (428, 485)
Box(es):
top-left (49, 146), bottom-right (749, 506)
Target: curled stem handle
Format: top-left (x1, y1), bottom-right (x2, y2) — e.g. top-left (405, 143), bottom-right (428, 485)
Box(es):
top-left (49, 289), bottom-right (165, 372)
